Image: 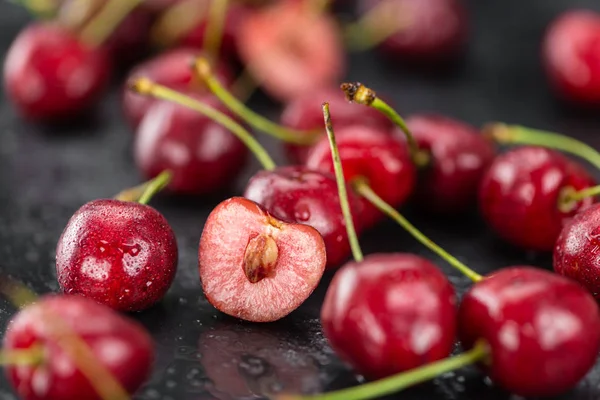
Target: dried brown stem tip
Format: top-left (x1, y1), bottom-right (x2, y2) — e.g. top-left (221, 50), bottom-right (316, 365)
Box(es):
top-left (482, 122), bottom-right (512, 143)
top-left (129, 78), bottom-right (154, 96)
top-left (340, 82), bottom-right (377, 105)
top-left (194, 58), bottom-right (212, 80)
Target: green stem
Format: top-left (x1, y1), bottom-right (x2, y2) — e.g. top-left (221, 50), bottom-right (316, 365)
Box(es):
top-left (194, 58), bottom-right (321, 146)
top-left (12, 0), bottom-right (58, 18)
top-left (277, 341), bottom-right (489, 400)
top-left (0, 345), bottom-right (45, 366)
top-left (203, 0), bottom-right (229, 60)
top-left (487, 123), bottom-right (600, 171)
top-left (322, 103), bottom-right (364, 263)
top-left (137, 171), bottom-right (172, 205)
top-left (352, 178), bottom-right (483, 282)
top-left (129, 78), bottom-right (276, 171)
top-left (150, 0), bottom-right (208, 48)
top-left (79, 0), bottom-right (143, 47)
top-left (557, 184), bottom-right (600, 213)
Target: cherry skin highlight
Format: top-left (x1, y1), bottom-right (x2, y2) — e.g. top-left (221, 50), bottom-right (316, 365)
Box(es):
top-left (56, 199), bottom-right (178, 312)
top-left (405, 114), bottom-right (496, 213)
top-left (244, 166), bottom-right (365, 268)
top-left (4, 23), bottom-right (111, 121)
top-left (459, 267), bottom-right (600, 397)
top-left (321, 253), bottom-right (457, 380)
top-left (479, 146), bottom-right (596, 252)
top-left (305, 125), bottom-right (416, 227)
top-left (134, 93), bottom-right (248, 196)
top-left (122, 47), bottom-right (234, 128)
top-left (199, 197), bottom-right (326, 322)
top-left (4, 295), bottom-right (154, 400)
top-left (543, 10), bottom-right (600, 105)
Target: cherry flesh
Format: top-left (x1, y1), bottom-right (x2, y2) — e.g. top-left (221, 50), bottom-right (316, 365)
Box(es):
top-left (554, 203), bottom-right (600, 300)
top-left (243, 166), bottom-right (365, 268)
top-left (198, 197), bottom-right (326, 322)
top-left (4, 23), bottom-right (111, 121)
top-left (459, 267), bottom-right (600, 397)
top-left (56, 199), bottom-right (178, 312)
top-left (122, 47), bottom-right (234, 128)
top-left (321, 253), bottom-right (457, 380)
top-left (4, 295), bottom-right (154, 400)
top-left (479, 146), bottom-right (596, 252)
top-left (357, 0), bottom-right (468, 62)
top-left (543, 10), bottom-right (600, 105)
top-left (405, 114), bottom-right (496, 213)
top-left (134, 93), bottom-right (248, 196)
top-left (305, 125), bottom-right (416, 227)
top-left (237, 0), bottom-right (345, 101)
top-left (280, 86), bottom-right (395, 163)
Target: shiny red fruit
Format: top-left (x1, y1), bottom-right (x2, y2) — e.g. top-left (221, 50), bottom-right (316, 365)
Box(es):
top-left (459, 267), bottom-right (600, 397)
top-left (134, 93), bottom-right (248, 195)
top-left (4, 23), bottom-right (110, 121)
top-left (122, 48), bottom-right (233, 128)
top-left (543, 10), bottom-right (600, 105)
top-left (56, 199), bottom-right (178, 312)
top-left (244, 166), bottom-right (364, 268)
top-left (406, 114), bottom-right (496, 213)
top-left (479, 146), bottom-right (596, 252)
top-left (305, 125), bottom-right (416, 227)
top-left (4, 295), bottom-right (154, 400)
top-left (198, 197), bottom-right (326, 322)
top-left (321, 253), bottom-right (457, 380)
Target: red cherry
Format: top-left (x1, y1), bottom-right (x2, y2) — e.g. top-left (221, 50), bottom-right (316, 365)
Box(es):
top-left (237, 0), bottom-right (345, 101)
top-left (134, 92), bottom-right (248, 196)
top-left (305, 125), bottom-right (416, 227)
top-left (56, 199), bottom-right (178, 312)
top-left (4, 23), bottom-right (111, 121)
top-left (479, 146), bottom-right (596, 251)
top-left (243, 166), bottom-right (365, 268)
top-left (280, 87), bottom-right (395, 163)
top-left (198, 197), bottom-right (326, 322)
top-left (321, 253), bottom-right (457, 380)
top-left (543, 10), bottom-right (600, 105)
top-left (4, 295), bottom-right (154, 400)
top-left (406, 114), bottom-right (496, 213)
top-left (459, 267), bottom-right (600, 397)
top-left (122, 48), bottom-right (234, 128)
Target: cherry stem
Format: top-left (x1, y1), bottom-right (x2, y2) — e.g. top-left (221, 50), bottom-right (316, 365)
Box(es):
top-left (203, 0), bottom-right (229, 61)
top-left (193, 58), bottom-right (321, 146)
top-left (340, 82), bottom-right (428, 167)
top-left (277, 341), bottom-right (489, 400)
top-left (129, 78), bottom-right (276, 171)
top-left (79, 0), bottom-right (142, 47)
top-left (230, 68), bottom-right (259, 104)
top-left (0, 345), bottom-right (44, 366)
top-left (136, 171), bottom-right (172, 205)
top-left (558, 185), bottom-right (600, 213)
top-left (13, 0), bottom-right (58, 18)
top-left (486, 123), bottom-right (600, 171)
top-left (352, 178), bottom-right (483, 283)
top-left (323, 102), bottom-right (364, 263)
top-left (150, 0), bottom-right (208, 48)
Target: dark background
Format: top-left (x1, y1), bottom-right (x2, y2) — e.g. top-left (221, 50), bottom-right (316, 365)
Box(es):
top-left (1, 0), bottom-right (600, 399)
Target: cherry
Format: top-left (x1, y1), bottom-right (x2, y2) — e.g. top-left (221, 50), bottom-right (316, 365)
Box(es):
top-left (479, 146), bottom-right (596, 252)
top-left (4, 23), bottom-right (111, 121)
top-left (4, 294), bottom-right (154, 400)
top-left (198, 197), bottom-right (326, 322)
top-left (122, 48), bottom-right (234, 128)
top-left (543, 9), bottom-right (600, 105)
top-left (244, 166), bottom-right (365, 268)
top-left (406, 113), bottom-right (496, 213)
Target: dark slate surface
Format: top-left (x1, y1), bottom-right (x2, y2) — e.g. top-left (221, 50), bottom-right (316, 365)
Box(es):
top-left (1, 0), bottom-right (600, 399)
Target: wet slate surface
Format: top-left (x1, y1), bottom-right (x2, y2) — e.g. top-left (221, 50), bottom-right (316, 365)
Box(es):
top-left (1, 0), bottom-right (600, 399)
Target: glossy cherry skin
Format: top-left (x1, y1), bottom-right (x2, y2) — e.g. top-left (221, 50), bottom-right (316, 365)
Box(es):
top-left (4, 23), bottom-right (111, 121)
top-left (244, 166), bottom-right (364, 269)
top-left (321, 253), bottom-right (457, 380)
top-left (4, 295), bottom-right (154, 400)
top-left (554, 203), bottom-right (600, 300)
top-left (459, 267), bottom-right (600, 397)
top-left (135, 93), bottom-right (248, 195)
top-left (122, 47), bottom-right (234, 128)
top-left (280, 87), bottom-right (395, 163)
top-left (405, 114), bottom-right (496, 213)
top-left (357, 0), bottom-right (467, 62)
top-left (479, 146), bottom-right (596, 252)
top-left (56, 199), bottom-right (178, 312)
top-left (305, 125), bottom-right (416, 227)
top-left (543, 10), bottom-right (600, 105)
